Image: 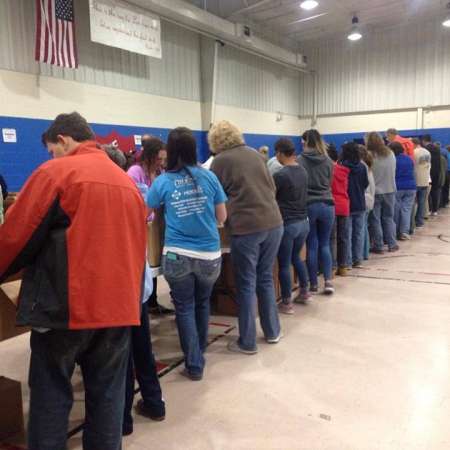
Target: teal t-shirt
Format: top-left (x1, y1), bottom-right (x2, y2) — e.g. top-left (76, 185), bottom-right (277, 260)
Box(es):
top-left (147, 166), bottom-right (227, 252)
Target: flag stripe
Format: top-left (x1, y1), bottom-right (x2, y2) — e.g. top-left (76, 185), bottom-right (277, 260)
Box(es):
top-left (48, 0), bottom-right (55, 65)
top-left (35, 0), bottom-right (78, 68)
top-left (35, 0), bottom-right (41, 62)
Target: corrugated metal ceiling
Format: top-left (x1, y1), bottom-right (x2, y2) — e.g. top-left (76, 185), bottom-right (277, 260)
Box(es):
top-left (185, 0), bottom-right (448, 47)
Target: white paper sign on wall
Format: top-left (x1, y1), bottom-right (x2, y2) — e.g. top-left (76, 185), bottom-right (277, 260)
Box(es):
top-left (134, 135), bottom-right (142, 146)
top-left (2, 128), bottom-right (17, 143)
top-left (89, 0), bottom-right (162, 59)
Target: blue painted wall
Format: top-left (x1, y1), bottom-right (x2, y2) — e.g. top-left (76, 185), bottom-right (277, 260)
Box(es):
top-left (0, 115), bottom-right (208, 191)
top-left (1, 114), bottom-right (450, 192)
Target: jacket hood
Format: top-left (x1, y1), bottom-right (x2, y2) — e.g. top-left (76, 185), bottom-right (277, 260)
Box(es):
top-left (301, 150), bottom-right (329, 165)
top-left (341, 161), bottom-right (366, 174)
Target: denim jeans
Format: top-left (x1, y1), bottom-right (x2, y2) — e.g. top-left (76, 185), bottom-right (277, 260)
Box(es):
top-left (124, 302), bottom-right (164, 430)
top-left (415, 186), bottom-right (427, 227)
top-left (230, 226), bottom-right (283, 351)
top-left (369, 193), bottom-right (397, 250)
top-left (347, 211), bottom-right (366, 265)
top-left (306, 202), bottom-right (335, 287)
top-left (163, 254), bottom-right (221, 376)
top-left (277, 219), bottom-right (310, 300)
top-left (363, 211), bottom-right (370, 260)
top-left (28, 327), bottom-right (130, 450)
top-left (394, 190), bottom-right (416, 235)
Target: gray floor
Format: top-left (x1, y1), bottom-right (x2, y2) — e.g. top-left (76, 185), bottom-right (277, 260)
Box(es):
top-left (1, 209), bottom-right (449, 450)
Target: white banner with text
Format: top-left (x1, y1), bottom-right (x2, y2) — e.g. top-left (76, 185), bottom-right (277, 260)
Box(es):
top-left (89, 0), bottom-right (162, 59)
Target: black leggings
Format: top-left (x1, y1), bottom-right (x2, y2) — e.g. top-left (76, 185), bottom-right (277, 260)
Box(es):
top-left (429, 185), bottom-right (441, 213)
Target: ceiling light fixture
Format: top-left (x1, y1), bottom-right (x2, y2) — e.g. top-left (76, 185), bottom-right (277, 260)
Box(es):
top-left (443, 2), bottom-right (450, 27)
top-left (347, 16), bottom-right (362, 41)
top-left (300, 1), bottom-right (319, 11)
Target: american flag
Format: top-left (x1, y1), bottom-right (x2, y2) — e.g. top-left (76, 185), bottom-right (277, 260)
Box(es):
top-left (35, 0), bottom-right (78, 68)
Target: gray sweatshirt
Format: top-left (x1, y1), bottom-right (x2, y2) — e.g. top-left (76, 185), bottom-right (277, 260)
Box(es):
top-left (372, 151), bottom-right (397, 194)
top-left (297, 150), bottom-right (334, 205)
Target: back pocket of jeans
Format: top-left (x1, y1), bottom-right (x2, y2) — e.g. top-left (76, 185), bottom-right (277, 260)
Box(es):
top-left (162, 256), bottom-right (189, 279)
top-left (198, 259), bottom-right (221, 281)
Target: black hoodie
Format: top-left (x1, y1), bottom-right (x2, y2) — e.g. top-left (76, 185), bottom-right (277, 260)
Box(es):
top-left (297, 150), bottom-right (334, 205)
top-left (341, 161), bottom-right (369, 213)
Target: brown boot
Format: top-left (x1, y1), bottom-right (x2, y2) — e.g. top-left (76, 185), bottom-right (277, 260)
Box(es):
top-left (336, 267), bottom-right (348, 277)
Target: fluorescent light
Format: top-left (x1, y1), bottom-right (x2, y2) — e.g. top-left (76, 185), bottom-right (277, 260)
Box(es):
top-left (300, 1), bottom-right (319, 11)
top-left (348, 30), bottom-right (362, 41)
top-left (443, 3), bottom-right (450, 27)
top-left (347, 16), bottom-right (362, 41)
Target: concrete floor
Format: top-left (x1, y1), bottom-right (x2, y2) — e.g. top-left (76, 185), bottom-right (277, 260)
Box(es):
top-left (1, 210), bottom-right (449, 450)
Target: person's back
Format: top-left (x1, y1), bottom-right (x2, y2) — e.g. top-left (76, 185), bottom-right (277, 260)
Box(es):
top-left (414, 146), bottom-right (431, 187)
top-left (273, 165), bottom-right (308, 223)
top-left (426, 142), bottom-right (442, 186)
top-left (149, 166), bottom-right (224, 253)
top-left (0, 112), bottom-right (147, 450)
top-left (209, 121), bottom-right (283, 354)
top-left (1, 140), bottom-right (146, 329)
top-left (297, 150), bottom-right (334, 205)
top-left (148, 127), bottom-right (227, 379)
top-left (341, 161), bottom-right (368, 213)
top-left (331, 163), bottom-right (350, 217)
top-left (211, 145), bottom-right (282, 235)
top-left (395, 153), bottom-right (416, 191)
top-left (371, 151), bottom-right (397, 194)
top-left (394, 135), bottom-right (415, 160)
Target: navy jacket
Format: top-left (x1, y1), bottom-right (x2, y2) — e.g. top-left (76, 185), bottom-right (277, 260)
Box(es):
top-left (341, 161), bottom-right (369, 213)
top-left (395, 154), bottom-right (416, 191)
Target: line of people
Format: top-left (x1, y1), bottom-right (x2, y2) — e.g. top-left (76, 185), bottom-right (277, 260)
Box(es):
top-left (0, 112), bottom-right (449, 450)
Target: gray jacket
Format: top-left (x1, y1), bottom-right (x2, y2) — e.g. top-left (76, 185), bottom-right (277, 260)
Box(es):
top-left (298, 150), bottom-right (334, 205)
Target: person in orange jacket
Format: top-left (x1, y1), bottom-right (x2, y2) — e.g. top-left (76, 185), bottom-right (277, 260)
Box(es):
top-left (0, 112), bottom-right (147, 450)
top-left (386, 128), bottom-right (415, 161)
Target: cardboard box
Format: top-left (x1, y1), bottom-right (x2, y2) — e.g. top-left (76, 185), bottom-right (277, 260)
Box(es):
top-left (0, 377), bottom-right (24, 441)
top-left (147, 212), bottom-right (164, 268)
top-left (0, 281), bottom-right (29, 342)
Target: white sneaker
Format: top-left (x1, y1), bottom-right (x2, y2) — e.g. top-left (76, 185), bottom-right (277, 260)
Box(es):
top-left (266, 332), bottom-right (284, 344)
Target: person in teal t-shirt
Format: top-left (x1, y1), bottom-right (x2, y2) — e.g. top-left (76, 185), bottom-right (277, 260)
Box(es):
top-left (147, 127), bottom-right (227, 381)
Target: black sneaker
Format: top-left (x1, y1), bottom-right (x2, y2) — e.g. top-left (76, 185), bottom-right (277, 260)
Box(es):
top-left (388, 245), bottom-right (400, 252)
top-left (122, 421), bottom-right (133, 436)
top-left (310, 285), bottom-right (319, 293)
top-left (135, 399), bottom-right (166, 421)
top-left (180, 368), bottom-right (203, 381)
top-left (370, 248), bottom-right (384, 255)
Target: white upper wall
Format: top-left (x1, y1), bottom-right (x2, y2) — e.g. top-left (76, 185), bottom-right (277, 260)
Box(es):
top-left (300, 18), bottom-right (450, 116)
top-left (0, 0), bottom-right (308, 118)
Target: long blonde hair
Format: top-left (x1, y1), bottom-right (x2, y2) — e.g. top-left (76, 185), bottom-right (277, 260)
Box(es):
top-left (365, 132), bottom-right (390, 158)
top-left (302, 129), bottom-right (328, 155)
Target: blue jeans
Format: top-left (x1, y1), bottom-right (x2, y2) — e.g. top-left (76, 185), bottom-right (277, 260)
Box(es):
top-left (394, 190), bottom-right (416, 235)
top-left (363, 211), bottom-right (370, 260)
top-left (306, 202), bottom-right (335, 287)
top-left (347, 211), bottom-right (365, 265)
top-left (124, 302), bottom-right (164, 430)
top-left (163, 254), bottom-right (221, 376)
top-left (415, 187), bottom-right (428, 227)
top-left (230, 226), bottom-right (283, 351)
top-left (369, 193), bottom-right (397, 250)
top-left (277, 219), bottom-right (310, 300)
top-left (28, 328), bottom-right (130, 450)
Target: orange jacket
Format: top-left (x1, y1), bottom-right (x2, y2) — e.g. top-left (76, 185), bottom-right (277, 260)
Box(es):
top-left (394, 135), bottom-right (415, 161)
top-left (0, 142), bottom-right (147, 329)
